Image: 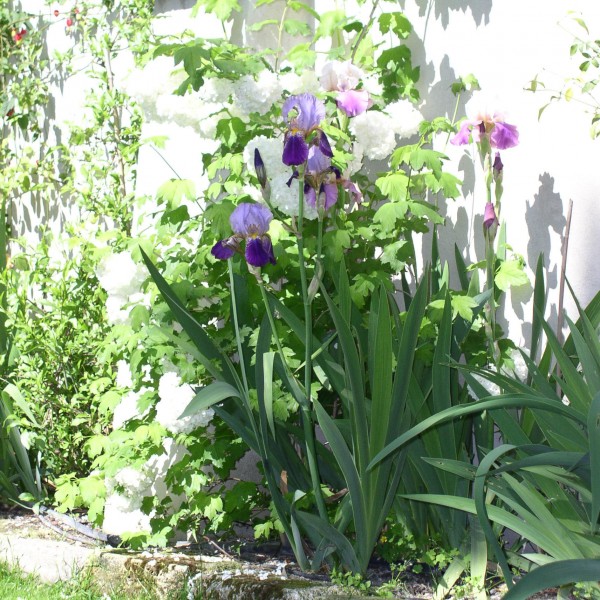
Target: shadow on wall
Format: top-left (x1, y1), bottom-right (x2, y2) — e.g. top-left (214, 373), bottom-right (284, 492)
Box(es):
top-left (400, 0), bottom-right (493, 29)
top-left (521, 172), bottom-right (566, 339)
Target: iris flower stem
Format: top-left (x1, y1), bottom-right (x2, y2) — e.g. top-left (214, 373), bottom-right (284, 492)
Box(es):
top-left (483, 149), bottom-right (499, 365)
top-left (297, 171), bottom-right (329, 523)
top-left (228, 260), bottom-right (250, 399)
top-left (228, 259), bottom-right (308, 570)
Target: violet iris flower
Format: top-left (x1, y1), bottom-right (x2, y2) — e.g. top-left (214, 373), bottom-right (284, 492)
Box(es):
top-left (483, 202), bottom-right (498, 230)
top-left (452, 114), bottom-right (519, 150)
top-left (211, 203), bottom-right (276, 267)
top-left (336, 89), bottom-right (372, 117)
top-left (282, 93), bottom-right (333, 166)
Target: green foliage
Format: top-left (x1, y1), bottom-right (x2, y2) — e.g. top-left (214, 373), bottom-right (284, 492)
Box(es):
top-left (4, 234), bottom-right (115, 479)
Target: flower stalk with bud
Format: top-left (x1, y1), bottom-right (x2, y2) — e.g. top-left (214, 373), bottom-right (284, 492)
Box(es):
top-left (452, 94), bottom-right (519, 363)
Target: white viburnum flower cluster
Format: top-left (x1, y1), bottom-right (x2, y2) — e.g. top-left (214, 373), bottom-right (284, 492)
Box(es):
top-left (243, 136), bottom-right (318, 220)
top-left (155, 371), bottom-right (214, 434)
top-left (103, 438), bottom-right (188, 536)
top-left (233, 71), bottom-right (283, 117)
top-left (349, 99), bottom-right (423, 162)
top-left (115, 360), bottom-right (133, 388)
top-left (95, 251), bottom-right (149, 325)
top-left (113, 387), bottom-right (152, 429)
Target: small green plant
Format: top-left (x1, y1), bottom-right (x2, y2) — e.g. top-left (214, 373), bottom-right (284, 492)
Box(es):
top-left (330, 567), bottom-right (372, 592)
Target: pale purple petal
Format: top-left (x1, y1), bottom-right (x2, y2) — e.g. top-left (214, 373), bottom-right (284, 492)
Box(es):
top-left (342, 180), bottom-right (362, 204)
top-left (304, 185), bottom-right (317, 207)
top-left (483, 202), bottom-right (498, 230)
top-left (490, 122), bottom-right (519, 150)
top-left (230, 203), bottom-right (272, 236)
top-left (245, 237), bottom-right (275, 267)
top-left (323, 182), bottom-right (338, 210)
top-left (282, 93), bottom-right (325, 131)
top-left (307, 145), bottom-right (331, 174)
top-left (450, 121), bottom-right (473, 146)
top-left (336, 90), bottom-right (371, 117)
top-left (283, 132), bottom-right (309, 166)
top-left (211, 239), bottom-right (236, 260)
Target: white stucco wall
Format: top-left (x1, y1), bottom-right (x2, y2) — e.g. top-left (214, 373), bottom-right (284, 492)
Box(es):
top-left (394, 0), bottom-right (600, 343)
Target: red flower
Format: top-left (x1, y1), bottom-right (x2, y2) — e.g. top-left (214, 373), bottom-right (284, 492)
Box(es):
top-left (54, 9), bottom-right (59, 16)
top-left (66, 18), bottom-right (73, 27)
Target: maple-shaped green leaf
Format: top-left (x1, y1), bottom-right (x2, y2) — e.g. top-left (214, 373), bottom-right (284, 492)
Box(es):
top-left (204, 201), bottom-right (235, 239)
top-left (408, 200), bottom-right (444, 224)
top-left (451, 294), bottom-right (479, 321)
top-left (376, 172), bottom-right (409, 202)
top-left (495, 259), bottom-right (530, 291)
top-left (373, 201), bottom-right (409, 235)
top-left (79, 475), bottom-right (105, 505)
top-left (392, 146), bottom-right (446, 177)
top-left (378, 12), bottom-right (411, 38)
top-left (283, 18), bottom-right (312, 36)
top-left (323, 229), bottom-right (351, 260)
top-left (193, 0), bottom-right (241, 22)
top-left (285, 43), bottom-right (317, 69)
top-left (315, 10), bottom-right (348, 39)
top-left (380, 240), bottom-right (408, 272)
top-left (351, 273), bottom-right (376, 308)
top-left (156, 179), bottom-right (196, 208)
top-left (424, 171), bottom-right (462, 199)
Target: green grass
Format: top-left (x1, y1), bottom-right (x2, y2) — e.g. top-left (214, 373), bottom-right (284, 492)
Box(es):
top-left (0, 559), bottom-right (177, 600)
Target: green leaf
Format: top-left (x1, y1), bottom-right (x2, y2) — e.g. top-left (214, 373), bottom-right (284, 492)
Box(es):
top-left (503, 560), bottom-right (600, 600)
top-left (323, 229), bottom-right (351, 261)
top-left (375, 172), bottom-right (409, 202)
top-left (248, 19), bottom-right (278, 32)
top-left (380, 240), bottom-right (408, 271)
top-left (156, 179), bottom-right (196, 208)
top-left (373, 202), bottom-right (409, 235)
top-left (203, 201), bottom-right (235, 239)
top-left (589, 392), bottom-right (600, 527)
top-left (495, 259), bottom-right (529, 291)
top-left (193, 0), bottom-right (241, 21)
top-left (283, 19), bottom-right (312, 36)
top-left (315, 10), bottom-right (347, 39)
top-left (180, 381), bottom-right (241, 418)
top-left (285, 43), bottom-right (316, 69)
top-left (451, 294), bottom-right (478, 321)
top-left (378, 12), bottom-right (411, 38)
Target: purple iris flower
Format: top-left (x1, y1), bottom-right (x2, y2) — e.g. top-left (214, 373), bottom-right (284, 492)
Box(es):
top-left (304, 174), bottom-right (338, 211)
top-left (282, 93), bottom-right (333, 166)
top-left (451, 113), bottom-right (519, 150)
top-left (483, 202), bottom-right (498, 230)
top-left (336, 89), bottom-right (372, 117)
top-left (211, 203), bottom-right (276, 267)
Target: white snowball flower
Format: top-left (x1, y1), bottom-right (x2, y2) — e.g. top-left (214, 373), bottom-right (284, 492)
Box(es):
top-left (386, 100), bottom-right (423, 139)
top-left (114, 467), bottom-right (153, 495)
top-left (280, 70), bottom-right (320, 95)
top-left (350, 111), bottom-right (397, 161)
top-left (243, 135), bottom-right (318, 219)
top-left (116, 360), bottom-right (133, 389)
top-left (96, 251), bottom-right (147, 326)
top-left (234, 71), bottom-right (283, 116)
top-left (103, 492), bottom-right (151, 535)
top-left (113, 387), bottom-right (151, 429)
top-left (96, 251), bottom-right (147, 299)
top-left (198, 77), bottom-right (234, 103)
top-left (155, 372), bottom-right (214, 434)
